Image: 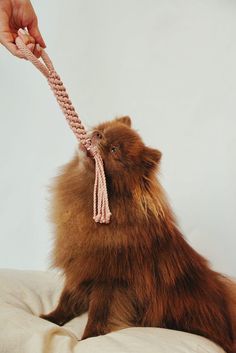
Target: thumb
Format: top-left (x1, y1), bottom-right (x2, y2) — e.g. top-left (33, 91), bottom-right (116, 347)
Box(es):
top-left (28, 20), bottom-right (46, 48)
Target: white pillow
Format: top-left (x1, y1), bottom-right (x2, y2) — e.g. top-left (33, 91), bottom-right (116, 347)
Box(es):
top-left (0, 269), bottom-right (225, 353)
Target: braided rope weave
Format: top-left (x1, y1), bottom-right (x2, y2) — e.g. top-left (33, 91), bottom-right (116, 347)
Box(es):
top-left (15, 32), bottom-right (111, 224)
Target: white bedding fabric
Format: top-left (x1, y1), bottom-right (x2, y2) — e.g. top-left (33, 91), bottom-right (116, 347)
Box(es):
top-left (0, 269), bottom-right (225, 353)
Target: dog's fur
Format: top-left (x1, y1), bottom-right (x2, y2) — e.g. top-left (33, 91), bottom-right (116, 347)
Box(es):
top-left (41, 116), bottom-right (236, 352)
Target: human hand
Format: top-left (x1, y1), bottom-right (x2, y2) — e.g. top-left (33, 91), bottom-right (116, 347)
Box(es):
top-left (0, 0), bottom-right (46, 58)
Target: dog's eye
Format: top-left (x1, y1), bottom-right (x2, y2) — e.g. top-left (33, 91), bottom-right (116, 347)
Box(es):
top-left (110, 146), bottom-right (119, 153)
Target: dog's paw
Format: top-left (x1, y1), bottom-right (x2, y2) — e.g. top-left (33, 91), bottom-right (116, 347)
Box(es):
top-left (40, 313), bottom-right (66, 326)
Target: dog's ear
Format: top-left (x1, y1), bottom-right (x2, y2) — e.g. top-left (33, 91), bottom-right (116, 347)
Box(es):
top-left (141, 146), bottom-right (162, 172)
top-left (116, 116), bottom-right (132, 127)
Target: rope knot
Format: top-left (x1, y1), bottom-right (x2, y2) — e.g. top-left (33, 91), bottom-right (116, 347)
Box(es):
top-left (49, 70), bottom-right (56, 77)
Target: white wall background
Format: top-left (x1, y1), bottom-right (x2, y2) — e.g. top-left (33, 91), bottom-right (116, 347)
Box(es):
top-left (0, 0), bottom-right (235, 277)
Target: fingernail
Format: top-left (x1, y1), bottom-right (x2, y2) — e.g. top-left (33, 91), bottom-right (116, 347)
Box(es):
top-left (36, 44), bottom-right (41, 51)
top-left (18, 28), bottom-right (26, 35)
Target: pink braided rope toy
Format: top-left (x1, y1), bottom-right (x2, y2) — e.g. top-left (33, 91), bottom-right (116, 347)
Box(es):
top-left (15, 31), bottom-right (111, 224)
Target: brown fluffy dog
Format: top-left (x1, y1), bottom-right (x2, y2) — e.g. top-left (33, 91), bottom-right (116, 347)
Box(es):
top-left (41, 116), bottom-right (236, 352)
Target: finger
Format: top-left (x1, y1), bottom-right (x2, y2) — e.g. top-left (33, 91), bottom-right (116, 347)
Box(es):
top-left (27, 43), bottom-right (35, 52)
top-left (3, 41), bottom-right (25, 59)
top-left (28, 34), bottom-right (36, 45)
top-left (33, 43), bottom-right (42, 58)
top-left (28, 20), bottom-right (46, 48)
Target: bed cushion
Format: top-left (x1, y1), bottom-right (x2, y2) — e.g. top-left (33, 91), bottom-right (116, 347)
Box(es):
top-left (0, 269), bottom-right (225, 353)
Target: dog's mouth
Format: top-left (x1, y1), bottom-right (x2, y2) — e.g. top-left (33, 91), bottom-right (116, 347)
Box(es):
top-left (79, 143), bottom-right (94, 158)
